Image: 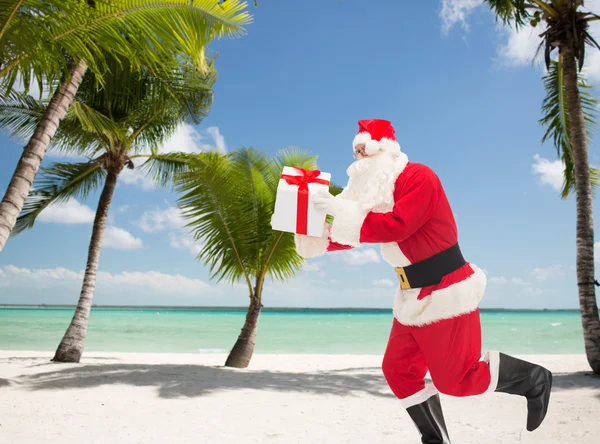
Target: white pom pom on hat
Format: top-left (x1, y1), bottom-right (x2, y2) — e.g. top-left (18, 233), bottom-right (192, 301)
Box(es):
top-left (364, 139), bottom-right (380, 155)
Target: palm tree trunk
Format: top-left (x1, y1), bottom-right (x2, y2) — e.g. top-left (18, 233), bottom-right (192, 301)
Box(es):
top-left (225, 293), bottom-right (263, 368)
top-left (561, 44), bottom-right (600, 375)
top-left (52, 169), bottom-right (118, 363)
top-left (0, 59), bottom-right (87, 252)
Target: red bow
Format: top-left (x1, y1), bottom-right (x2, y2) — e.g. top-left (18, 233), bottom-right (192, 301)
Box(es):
top-left (280, 168), bottom-right (330, 235)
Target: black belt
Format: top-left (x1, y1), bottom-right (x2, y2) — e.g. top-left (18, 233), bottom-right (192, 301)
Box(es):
top-left (395, 243), bottom-right (465, 290)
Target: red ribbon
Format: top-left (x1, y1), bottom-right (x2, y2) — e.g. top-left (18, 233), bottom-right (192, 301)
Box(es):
top-left (281, 167), bottom-right (330, 235)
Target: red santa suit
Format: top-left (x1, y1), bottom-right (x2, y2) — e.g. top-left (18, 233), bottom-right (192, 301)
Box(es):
top-left (295, 119), bottom-right (498, 409)
top-left (295, 120), bottom-right (553, 442)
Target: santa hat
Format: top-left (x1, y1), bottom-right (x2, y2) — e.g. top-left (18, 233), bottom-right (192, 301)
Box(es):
top-left (352, 119), bottom-right (401, 156)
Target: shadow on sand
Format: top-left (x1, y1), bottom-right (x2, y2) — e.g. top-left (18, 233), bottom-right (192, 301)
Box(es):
top-left (16, 363), bottom-right (395, 399)
top-left (10, 361), bottom-right (600, 400)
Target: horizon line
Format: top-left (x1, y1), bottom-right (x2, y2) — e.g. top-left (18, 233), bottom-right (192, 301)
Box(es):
top-left (0, 304), bottom-right (581, 312)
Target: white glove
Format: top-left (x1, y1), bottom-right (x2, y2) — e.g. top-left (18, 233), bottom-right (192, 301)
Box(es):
top-left (312, 191), bottom-right (336, 216)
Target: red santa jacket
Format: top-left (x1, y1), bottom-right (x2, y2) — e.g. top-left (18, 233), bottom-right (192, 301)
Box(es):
top-left (295, 158), bottom-right (487, 326)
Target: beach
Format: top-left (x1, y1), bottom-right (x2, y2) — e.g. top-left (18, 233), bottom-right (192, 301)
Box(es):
top-left (1, 351), bottom-right (598, 443)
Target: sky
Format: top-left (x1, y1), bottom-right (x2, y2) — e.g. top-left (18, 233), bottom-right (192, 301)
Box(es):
top-left (1, 0), bottom-right (600, 310)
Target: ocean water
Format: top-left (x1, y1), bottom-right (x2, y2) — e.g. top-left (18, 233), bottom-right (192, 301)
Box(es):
top-left (0, 307), bottom-right (586, 355)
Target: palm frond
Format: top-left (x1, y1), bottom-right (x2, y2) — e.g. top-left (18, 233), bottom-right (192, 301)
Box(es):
top-left (13, 161), bottom-right (106, 235)
top-left (0, 0), bottom-right (24, 40)
top-left (262, 230), bottom-right (304, 281)
top-left (329, 181), bottom-right (344, 196)
top-left (264, 147), bottom-right (319, 191)
top-left (540, 57), bottom-right (598, 199)
top-left (133, 151), bottom-right (196, 188)
top-left (176, 152), bottom-right (254, 289)
top-left (62, 54), bottom-right (217, 157)
top-left (254, 148), bottom-right (322, 278)
top-left (69, 101), bottom-right (127, 145)
top-left (483, 0), bottom-right (538, 29)
top-left (0, 90), bottom-right (47, 141)
top-left (1, 0), bottom-right (252, 93)
top-left (0, 89), bottom-right (110, 156)
top-left (230, 148), bottom-right (273, 263)
top-left (177, 146), bottom-right (328, 295)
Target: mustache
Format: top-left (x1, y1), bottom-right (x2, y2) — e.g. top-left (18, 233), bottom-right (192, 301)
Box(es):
top-left (347, 156), bottom-right (375, 176)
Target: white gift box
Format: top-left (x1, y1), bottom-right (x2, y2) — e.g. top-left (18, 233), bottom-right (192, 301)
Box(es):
top-left (270, 166), bottom-right (331, 237)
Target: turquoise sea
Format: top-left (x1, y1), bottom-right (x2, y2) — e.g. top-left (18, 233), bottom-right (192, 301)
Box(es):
top-left (0, 307), bottom-right (586, 355)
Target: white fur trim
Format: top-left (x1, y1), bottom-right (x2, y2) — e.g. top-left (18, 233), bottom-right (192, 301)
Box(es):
top-left (380, 242), bottom-right (412, 267)
top-left (484, 351), bottom-right (500, 393)
top-left (329, 198), bottom-right (368, 247)
top-left (379, 138), bottom-right (401, 155)
top-left (364, 139), bottom-right (380, 155)
top-left (392, 151), bottom-right (409, 178)
top-left (393, 264), bottom-right (487, 326)
top-left (353, 132), bottom-right (372, 147)
top-left (294, 233), bottom-right (329, 258)
top-left (400, 383), bottom-right (439, 408)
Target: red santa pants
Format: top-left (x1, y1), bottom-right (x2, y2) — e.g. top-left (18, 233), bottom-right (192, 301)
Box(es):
top-left (382, 309), bottom-right (495, 407)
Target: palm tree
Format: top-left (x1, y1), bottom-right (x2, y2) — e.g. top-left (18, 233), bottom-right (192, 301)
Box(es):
top-left (0, 0), bottom-right (251, 252)
top-left (0, 55), bottom-right (215, 362)
top-left (176, 148), bottom-right (339, 368)
top-left (540, 59), bottom-right (599, 199)
top-left (484, 0), bottom-right (600, 374)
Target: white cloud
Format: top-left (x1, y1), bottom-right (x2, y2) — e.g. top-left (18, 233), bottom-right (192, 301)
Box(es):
top-left (206, 127), bottom-right (227, 154)
top-left (169, 232), bottom-right (202, 257)
top-left (3, 264), bottom-right (81, 281)
top-left (137, 205), bottom-right (203, 256)
top-left (97, 270), bottom-right (210, 294)
top-left (12, 73), bottom-right (45, 100)
top-left (340, 248), bottom-right (381, 266)
top-left (581, 1), bottom-right (600, 83)
top-left (0, 265), bottom-right (210, 296)
top-left (103, 226), bottom-right (143, 250)
top-left (582, 46), bottom-right (600, 83)
top-left (159, 124), bottom-right (227, 154)
top-left (441, 0), bottom-right (600, 83)
top-left (496, 22), bottom-right (546, 69)
top-left (373, 279), bottom-right (395, 287)
top-left (522, 286), bottom-right (544, 296)
top-left (303, 262), bottom-right (321, 272)
top-left (159, 123), bottom-right (204, 154)
top-left (532, 154), bottom-right (564, 191)
top-left (439, 0), bottom-right (482, 34)
top-left (490, 276), bottom-right (508, 284)
top-left (118, 167), bottom-right (156, 191)
top-left (532, 265), bottom-right (565, 281)
top-left (490, 276), bottom-right (528, 285)
top-left (595, 242), bottom-right (600, 262)
top-left (37, 198), bottom-right (95, 225)
top-left (137, 206), bottom-right (185, 233)
top-left (118, 125), bottom-right (227, 191)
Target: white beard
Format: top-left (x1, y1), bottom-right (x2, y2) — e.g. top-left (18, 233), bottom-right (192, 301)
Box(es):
top-left (338, 151), bottom-right (409, 213)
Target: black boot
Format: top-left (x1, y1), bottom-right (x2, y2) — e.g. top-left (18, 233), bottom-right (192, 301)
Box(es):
top-left (494, 352), bottom-right (552, 431)
top-left (406, 394), bottom-right (451, 444)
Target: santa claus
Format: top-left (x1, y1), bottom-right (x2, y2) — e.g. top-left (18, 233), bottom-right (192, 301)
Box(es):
top-left (294, 119), bottom-right (553, 443)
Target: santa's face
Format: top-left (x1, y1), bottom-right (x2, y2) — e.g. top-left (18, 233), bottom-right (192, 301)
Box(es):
top-left (352, 143), bottom-right (369, 160)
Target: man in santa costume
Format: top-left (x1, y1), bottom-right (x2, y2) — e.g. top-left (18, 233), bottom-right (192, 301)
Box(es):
top-left (294, 119), bottom-right (553, 443)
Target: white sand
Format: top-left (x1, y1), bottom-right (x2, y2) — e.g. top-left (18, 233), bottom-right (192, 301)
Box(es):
top-left (1, 351), bottom-right (599, 443)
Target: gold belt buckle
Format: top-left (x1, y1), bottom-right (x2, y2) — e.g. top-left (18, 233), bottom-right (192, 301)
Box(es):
top-left (395, 267), bottom-right (411, 290)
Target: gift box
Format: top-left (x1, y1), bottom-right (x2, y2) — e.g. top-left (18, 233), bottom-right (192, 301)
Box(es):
top-left (270, 166), bottom-right (331, 237)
